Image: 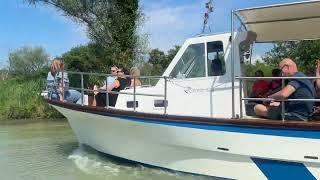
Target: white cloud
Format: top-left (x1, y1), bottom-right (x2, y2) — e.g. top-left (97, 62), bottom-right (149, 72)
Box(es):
top-left (141, 2), bottom-right (204, 51)
top-left (145, 5), bottom-right (197, 31)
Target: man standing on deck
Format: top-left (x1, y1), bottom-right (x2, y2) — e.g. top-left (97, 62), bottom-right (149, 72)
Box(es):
top-left (254, 58), bottom-right (315, 121)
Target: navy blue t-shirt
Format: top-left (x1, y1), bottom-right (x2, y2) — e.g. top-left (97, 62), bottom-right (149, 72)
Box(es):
top-left (286, 72), bottom-right (315, 118)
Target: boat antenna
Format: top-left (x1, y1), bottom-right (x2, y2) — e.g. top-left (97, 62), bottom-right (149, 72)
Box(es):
top-left (202, 0), bottom-right (214, 34)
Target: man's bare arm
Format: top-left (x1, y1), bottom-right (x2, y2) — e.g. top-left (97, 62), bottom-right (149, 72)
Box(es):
top-left (268, 85), bottom-right (296, 101)
top-left (107, 80), bottom-right (120, 91)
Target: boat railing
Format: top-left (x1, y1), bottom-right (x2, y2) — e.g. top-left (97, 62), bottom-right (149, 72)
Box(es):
top-left (62, 71), bottom-right (169, 114)
top-left (236, 76), bottom-right (320, 121)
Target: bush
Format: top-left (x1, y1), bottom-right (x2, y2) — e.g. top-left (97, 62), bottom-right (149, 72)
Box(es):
top-left (0, 78), bottom-right (63, 120)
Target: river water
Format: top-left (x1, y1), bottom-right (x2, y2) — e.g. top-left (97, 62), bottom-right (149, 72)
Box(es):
top-left (0, 121), bottom-right (212, 180)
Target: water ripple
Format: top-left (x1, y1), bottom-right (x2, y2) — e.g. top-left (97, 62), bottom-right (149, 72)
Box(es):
top-left (1, 121), bottom-right (214, 180)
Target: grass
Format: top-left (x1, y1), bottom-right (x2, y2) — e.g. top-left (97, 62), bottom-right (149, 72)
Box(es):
top-left (0, 78), bottom-right (63, 120)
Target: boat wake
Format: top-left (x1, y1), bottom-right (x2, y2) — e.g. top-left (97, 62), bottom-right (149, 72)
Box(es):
top-left (67, 146), bottom-right (208, 180)
top-left (68, 147), bottom-right (121, 177)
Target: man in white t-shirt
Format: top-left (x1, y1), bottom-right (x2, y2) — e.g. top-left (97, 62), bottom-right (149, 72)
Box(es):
top-left (105, 66), bottom-right (118, 87)
top-left (94, 66), bottom-right (118, 95)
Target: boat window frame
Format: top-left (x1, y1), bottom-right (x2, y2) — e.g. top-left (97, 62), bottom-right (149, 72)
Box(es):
top-left (169, 42), bottom-right (207, 79)
top-left (206, 41), bottom-right (226, 77)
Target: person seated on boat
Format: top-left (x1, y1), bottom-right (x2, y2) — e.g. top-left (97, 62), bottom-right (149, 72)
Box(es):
top-left (314, 61), bottom-right (320, 98)
top-left (95, 67), bottom-right (128, 107)
top-left (47, 58), bottom-right (81, 104)
top-left (249, 70), bottom-right (269, 105)
top-left (106, 65), bottom-right (118, 86)
top-left (211, 58), bottom-right (223, 76)
top-left (263, 68), bottom-right (283, 97)
top-left (245, 70), bottom-right (269, 116)
top-left (129, 67), bottom-right (142, 87)
top-left (93, 66), bottom-right (118, 94)
top-left (269, 68), bottom-right (282, 92)
top-left (310, 60), bottom-right (320, 119)
top-left (123, 68), bottom-right (132, 88)
top-left (254, 58), bottom-right (315, 121)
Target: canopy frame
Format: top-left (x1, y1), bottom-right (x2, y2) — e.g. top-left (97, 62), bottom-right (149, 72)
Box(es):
top-left (233, 0), bottom-right (320, 43)
top-left (230, 0), bottom-right (320, 118)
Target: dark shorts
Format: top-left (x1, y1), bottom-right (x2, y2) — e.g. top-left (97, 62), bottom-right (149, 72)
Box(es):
top-left (267, 106), bottom-right (308, 121)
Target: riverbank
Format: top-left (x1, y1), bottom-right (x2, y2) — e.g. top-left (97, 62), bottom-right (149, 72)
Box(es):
top-left (0, 78), bottom-right (63, 120)
top-left (0, 118), bottom-right (66, 125)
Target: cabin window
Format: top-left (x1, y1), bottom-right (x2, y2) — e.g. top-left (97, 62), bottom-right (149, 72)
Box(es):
top-left (126, 101), bottom-right (138, 108)
top-left (170, 43), bottom-right (205, 78)
top-left (154, 100), bottom-right (168, 107)
top-left (207, 41), bottom-right (226, 76)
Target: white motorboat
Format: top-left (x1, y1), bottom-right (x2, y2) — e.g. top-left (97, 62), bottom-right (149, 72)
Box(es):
top-left (48, 1), bottom-right (320, 179)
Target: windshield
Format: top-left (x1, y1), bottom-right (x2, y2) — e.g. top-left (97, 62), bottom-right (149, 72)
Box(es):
top-left (170, 43), bottom-right (205, 78)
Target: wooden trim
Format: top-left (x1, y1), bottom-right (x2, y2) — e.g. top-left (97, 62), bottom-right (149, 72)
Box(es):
top-left (47, 100), bottom-right (320, 130)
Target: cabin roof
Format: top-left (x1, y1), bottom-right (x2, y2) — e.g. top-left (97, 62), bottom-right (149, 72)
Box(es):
top-left (236, 0), bottom-right (320, 42)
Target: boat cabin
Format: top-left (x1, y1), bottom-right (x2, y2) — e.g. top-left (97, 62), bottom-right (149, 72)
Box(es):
top-left (116, 32), bottom-right (247, 118)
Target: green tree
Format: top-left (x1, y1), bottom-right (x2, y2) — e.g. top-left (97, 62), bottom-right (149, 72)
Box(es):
top-left (166, 45), bottom-right (180, 63)
top-left (148, 49), bottom-right (166, 66)
top-left (263, 42), bottom-right (297, 66)
top-left (62, 44), bottom-right (107, 88)
top-left (62, 44), bottom-right (105, 72)
top-left (26, 0), bottom-right (141, 69)
top-left (262, 40), bottom-right (320, 73)
top-left (8, 46), bottom-right (49, 77)
top-left (141, 46), bottom-right (181, 76)
top-left (245, 61), bottom-right (275, 77)
top-left (0, 68), bottom-right (9, 80)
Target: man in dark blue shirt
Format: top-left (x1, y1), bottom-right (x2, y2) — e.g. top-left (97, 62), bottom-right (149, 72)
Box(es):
top-left (254, 58), bottom-right (315, 121)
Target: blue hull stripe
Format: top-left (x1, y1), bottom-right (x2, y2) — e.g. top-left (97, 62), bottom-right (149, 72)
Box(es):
top-left (252, 158), bottom-right (316, 180)
top-left (109, 115), bottom-right (320, 139)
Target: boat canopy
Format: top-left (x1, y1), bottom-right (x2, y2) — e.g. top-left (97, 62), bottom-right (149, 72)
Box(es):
top-left (236, 0), bottom-right (320, 42)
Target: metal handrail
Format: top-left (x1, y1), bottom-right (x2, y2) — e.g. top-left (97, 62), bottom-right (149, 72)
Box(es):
top-left (63, 71), bottom-right (168, 114)
top-left (236, 76), bottom-right (320, 80)
top-left (243, 97), bottom-right (320, 102)
top-left (65, 71), bottom-right (164, 79)
top-left (69, 87), bottom-right (165, 97)
top-left (237, 76), bottom-right (318, 121)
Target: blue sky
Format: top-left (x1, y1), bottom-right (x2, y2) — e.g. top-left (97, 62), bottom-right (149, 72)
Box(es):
top-left (0, 0), bottom-right (300, 68)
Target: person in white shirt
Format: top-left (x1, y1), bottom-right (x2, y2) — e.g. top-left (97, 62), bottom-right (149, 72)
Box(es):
top-left (105, 66), bottom-right (118, 87)
top-left (93, 66), bottom-right (118, 95)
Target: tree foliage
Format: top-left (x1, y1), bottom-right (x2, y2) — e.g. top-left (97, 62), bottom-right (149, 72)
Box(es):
top-left (0, 78), bottom-right (62, 120)
top-left (62, 44), bottom-right (105, 72)
top-left (148, 49), bottom-right (167, 66)
top-left (26, 0), bottom-right (141, 68)
top-left (0, 68), bottom-right (9, 80)
top-left (263, 40), bottom-right (320, 74)
top-left (62, 44), bottom-right (107, 87)
top-left (245, 61), bottom-right (276, 77)
top-left (140, 46), bottom-right (180, 76)
top-left (166, 45), bottom-right (180, 68)
top-left (8, 46), bottom-right (49, 77)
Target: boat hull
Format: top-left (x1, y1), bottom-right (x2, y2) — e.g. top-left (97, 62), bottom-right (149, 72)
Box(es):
top-left (51, 104), bottom-right (320, 180)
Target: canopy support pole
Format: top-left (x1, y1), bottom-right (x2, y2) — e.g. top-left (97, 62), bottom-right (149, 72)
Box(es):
top-left (231, 10), bottom-right (236, 119)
